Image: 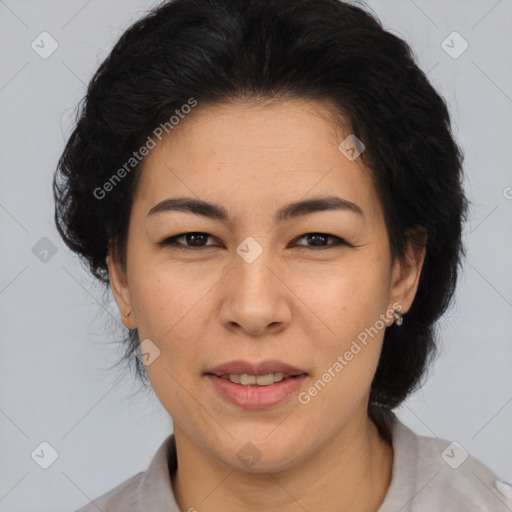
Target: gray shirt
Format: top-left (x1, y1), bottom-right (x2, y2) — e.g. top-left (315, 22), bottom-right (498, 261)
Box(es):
top-left (75, 416), bottom-right (512, 511)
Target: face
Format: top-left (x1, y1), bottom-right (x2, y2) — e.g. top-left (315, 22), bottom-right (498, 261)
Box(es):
top-left (108, 98), bottom-right (424, 472)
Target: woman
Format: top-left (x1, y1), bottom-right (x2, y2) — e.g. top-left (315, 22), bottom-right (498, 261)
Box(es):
top-left (53, 0), bottom-right (512, 510)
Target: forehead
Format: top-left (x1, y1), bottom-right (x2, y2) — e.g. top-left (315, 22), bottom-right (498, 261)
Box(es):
top-left (132, 99), bottom-right (382, 224)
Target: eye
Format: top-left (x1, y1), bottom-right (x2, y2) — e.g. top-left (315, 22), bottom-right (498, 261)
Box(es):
top-left (292, 233), bottom-right (351, 249)
top-left (159, 232), bottom-right (221, 249)
top-left (159, 231), bottom-right (351, 251)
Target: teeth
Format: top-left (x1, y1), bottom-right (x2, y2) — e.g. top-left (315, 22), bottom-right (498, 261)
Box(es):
top-left (239, 374), bottom-right (256, 385)
top-left (255, 374), bottom-right (276, 386)
top-left (227, 372), bottom-right (286, 386)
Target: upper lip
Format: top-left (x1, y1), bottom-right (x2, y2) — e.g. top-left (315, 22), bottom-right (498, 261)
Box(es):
top-left (206, 360), bottom-right (307, 377)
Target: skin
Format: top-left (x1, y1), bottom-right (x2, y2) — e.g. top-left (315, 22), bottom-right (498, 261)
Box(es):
top-left (107, 98), bottom-right (426, 512)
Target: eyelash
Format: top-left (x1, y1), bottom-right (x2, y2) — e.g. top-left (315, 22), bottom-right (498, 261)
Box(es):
top-left (158, 232), bottom-right (352, 250)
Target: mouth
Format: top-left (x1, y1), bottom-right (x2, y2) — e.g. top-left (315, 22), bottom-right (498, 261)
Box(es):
top-left (206, 360), bottom-right (307, 382)
top-left (211, 372), bottom-right (303, 387)
top-left (205, 360), bottom-right (308, 409)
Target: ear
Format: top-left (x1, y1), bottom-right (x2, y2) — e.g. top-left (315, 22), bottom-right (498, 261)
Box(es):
top-left (106, 249), bottom-right (136, 329)
top-left (387, 226), bottom-right (427, 322)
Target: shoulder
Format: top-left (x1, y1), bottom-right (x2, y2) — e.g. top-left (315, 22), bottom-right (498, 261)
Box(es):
top-left (74, 472), bottom-right (144, 512)
top-left (413, 429), bottom-right (511, 511)
top-left (379, 415), bottom-right (512, 512)
top-left (73, 434), bottom-right (180, 512)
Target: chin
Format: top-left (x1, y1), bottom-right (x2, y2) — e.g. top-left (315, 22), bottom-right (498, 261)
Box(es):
top-left (212, 433), bottom-right (307, 474)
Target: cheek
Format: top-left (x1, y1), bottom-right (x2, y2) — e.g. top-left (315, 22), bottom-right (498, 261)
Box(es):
top-left (306, 255), bottom-right (392, 336)
top-left (300, 275), bottom-right (389, 430)
top-left (128, 252), bottom-right (217, 338)
top-left (124, 272), bottom-right (204, 416)
top-left (136, 270), bottom-right (212, 426)
top-left (301, 254), bottom-right (392, 396)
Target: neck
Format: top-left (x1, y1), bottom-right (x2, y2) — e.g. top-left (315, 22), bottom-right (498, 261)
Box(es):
top-left (171, 411), bottom-right (393, 512)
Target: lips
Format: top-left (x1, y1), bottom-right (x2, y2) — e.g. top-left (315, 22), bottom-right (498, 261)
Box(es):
top-left (206, 360), bottom-right (307, 378)
top-left (205, 360), bottom-right (308, 409)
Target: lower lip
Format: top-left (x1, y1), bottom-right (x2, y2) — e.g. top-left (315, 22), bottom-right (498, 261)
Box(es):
top-left (207, 374), bottom-right (307, 409)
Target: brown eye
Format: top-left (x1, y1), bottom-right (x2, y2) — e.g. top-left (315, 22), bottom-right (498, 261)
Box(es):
top-left (293, 233), bottom-right (351, 248)
top-left (159, 232), bottom-right (220, 249)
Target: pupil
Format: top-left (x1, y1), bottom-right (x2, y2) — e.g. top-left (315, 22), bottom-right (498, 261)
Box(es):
top-left (188, 233), bottom-right (205, 246)
top-left (309, 234), bottom-right (327, 246)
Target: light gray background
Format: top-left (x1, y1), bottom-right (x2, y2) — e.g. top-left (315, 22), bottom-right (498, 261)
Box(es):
top-left (1, 1), bottom-right (511, 511)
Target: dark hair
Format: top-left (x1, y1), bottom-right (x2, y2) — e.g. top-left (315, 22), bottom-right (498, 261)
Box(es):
top-left (53, 0), bottom-right (468, 440)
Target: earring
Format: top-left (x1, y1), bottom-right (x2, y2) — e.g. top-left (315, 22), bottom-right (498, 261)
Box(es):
top-left (125, 311), bottom-right (131, 318)
top-left (393, 310), bottom-right (403, 326)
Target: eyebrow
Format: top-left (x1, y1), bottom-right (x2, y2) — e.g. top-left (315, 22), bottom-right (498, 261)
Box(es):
top-left (146, 195), bottom-right (364, 222)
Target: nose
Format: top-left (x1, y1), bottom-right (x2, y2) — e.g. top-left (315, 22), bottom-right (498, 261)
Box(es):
top-left (220, 248), bottom-right (292, 337)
